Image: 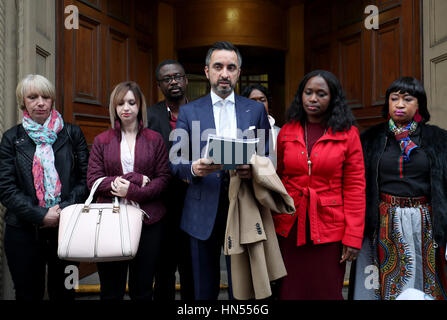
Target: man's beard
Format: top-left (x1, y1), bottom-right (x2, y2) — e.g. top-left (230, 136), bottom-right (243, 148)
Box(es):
top-left (213, 81), bottom-right (234, 97)
top-left (166, 86), bottom-right (185, 101)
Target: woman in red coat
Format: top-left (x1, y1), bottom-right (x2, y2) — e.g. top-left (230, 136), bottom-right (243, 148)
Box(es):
top-left (87, 81), bottom-right (170, 300)
top-left (274, 70), bottom-right (366, 299)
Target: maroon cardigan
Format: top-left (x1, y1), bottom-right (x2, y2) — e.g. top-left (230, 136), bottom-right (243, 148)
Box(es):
top-left (87, 122), bottom-right (170, 224)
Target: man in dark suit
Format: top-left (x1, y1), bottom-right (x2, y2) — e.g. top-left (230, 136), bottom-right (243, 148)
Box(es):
top-left (170, 41), bottom-right (271, 300)
top-left (147, 59), bottom-right (194, 300)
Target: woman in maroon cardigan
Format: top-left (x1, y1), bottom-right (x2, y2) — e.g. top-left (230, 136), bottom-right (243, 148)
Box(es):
top-left (87, 81), bottom-right (170, 300)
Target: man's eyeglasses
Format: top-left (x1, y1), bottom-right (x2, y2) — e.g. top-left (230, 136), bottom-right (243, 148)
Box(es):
top-left (158, 74), bottom-right (185, 84)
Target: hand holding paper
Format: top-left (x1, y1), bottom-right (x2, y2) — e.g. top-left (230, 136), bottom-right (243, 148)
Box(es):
top-left (192, 158), bottom-right (223, 177)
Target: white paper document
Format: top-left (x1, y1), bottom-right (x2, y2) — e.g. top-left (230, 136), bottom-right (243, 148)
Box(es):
top-left (204, 134), bottom-right (259, 170)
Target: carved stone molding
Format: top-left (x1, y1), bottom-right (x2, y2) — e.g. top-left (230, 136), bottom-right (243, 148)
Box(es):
top-left (17, 0), bottom-right (24, 82)
top-left (0, 0), bottom-right (6, 299)
top-left (0, 0), bottom-right (5, 135)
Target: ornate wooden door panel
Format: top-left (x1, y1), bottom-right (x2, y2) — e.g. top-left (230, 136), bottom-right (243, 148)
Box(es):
top-left (57, 0), bottom-right (156, 146)
top-left (305, 0), bottom-right (421, 131)
top-left (423, 0), bottom-right (447, 129)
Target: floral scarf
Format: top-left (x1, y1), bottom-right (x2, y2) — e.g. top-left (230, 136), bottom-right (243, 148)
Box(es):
top-left (22, 109), bottom-right (64, 208)
top-left (388, 118), bottom-right (418, 178)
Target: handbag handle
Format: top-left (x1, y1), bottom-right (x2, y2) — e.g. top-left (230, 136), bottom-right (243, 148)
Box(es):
top-left (83, 177), bottom-right (120, 213)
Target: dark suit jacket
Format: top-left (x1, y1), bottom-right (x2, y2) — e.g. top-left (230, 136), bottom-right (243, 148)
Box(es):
top-left (147, 101), bottom-right (189, 225)
top-left (170, 93), bottom-right (271, 240)
top-left (147, 101), bottom-right (172, 148)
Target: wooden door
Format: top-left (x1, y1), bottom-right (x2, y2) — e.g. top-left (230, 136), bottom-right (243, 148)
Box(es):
top-left (304, 0), bottom-right (421, 131)
top-left (57, 0), bottom-right (157, 146)
top-left (423, 0), bottom-right (447, 129)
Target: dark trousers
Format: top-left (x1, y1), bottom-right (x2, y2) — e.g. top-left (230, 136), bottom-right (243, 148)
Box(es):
top-left (154, 179), bottom-right (194, 300)
top-left (154, 220), bottom-right (194, 300)
top-left (189, 177), bottom-right (233, 300)
top-left (4, 224), bottom-right (77, 300)
top-left (97, 220), bottom-right (163, 300)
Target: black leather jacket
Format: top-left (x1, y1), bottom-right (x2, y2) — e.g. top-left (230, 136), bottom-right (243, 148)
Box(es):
top-left (361, 122), bottom-right (447, 246)
top-left (0, 123), bottom-right (89, 228)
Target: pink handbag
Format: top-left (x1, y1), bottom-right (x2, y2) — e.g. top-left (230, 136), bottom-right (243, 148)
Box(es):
top-left (57, 177), bottom-right (145, 262)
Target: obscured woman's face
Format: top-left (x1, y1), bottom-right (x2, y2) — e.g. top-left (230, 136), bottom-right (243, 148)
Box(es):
top-left (248, 89), bottom-right (269, 114)
top-left (116, 90), bottom-right (140, 126)
top-left (24, 89), bottom-right (53, 125)
top-left (302, 76), bottom-right (331, 124)
top-left (388, 91), bottom-right (419, 126)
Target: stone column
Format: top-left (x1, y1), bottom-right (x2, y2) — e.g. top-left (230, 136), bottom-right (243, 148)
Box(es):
top-left (0, 0), bottom-right (7, 299)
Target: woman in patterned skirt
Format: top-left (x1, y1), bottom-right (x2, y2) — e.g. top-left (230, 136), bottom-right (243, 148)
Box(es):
top-left (350, 77), bottom-right (447, 300)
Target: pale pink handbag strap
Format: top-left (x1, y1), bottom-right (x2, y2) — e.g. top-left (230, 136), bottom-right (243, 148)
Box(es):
top-left (59, 177), bottom-right (110, 258)
top-left (84, 177), bottom-right (119, 212)
top-left (88, 177), bottom-right (133, 256)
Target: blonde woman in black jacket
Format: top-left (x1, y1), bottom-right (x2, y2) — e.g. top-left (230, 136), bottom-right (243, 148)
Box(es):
top-left (350, 77), bottom-right (447, 300)
top-left (0, 74), bottom-right (89, 300)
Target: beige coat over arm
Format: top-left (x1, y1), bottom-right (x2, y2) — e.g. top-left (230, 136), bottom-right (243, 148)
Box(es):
top-left (224, 155), bottom-right (296, 300)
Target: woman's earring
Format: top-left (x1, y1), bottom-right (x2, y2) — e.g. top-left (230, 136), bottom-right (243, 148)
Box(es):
top-left (414, 109), bottom-right (422, 122)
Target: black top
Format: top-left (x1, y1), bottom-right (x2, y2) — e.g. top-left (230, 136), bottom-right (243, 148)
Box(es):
top-left (379, 126), bottom-right (430, 197)
top-left (146, 100), bottom-right (189, 223)
top-left (147, 101), bottom-right (172, 149)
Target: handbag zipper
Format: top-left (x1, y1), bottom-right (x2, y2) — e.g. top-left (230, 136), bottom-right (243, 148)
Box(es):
top-left (94, 209), bottom-right (103, 258)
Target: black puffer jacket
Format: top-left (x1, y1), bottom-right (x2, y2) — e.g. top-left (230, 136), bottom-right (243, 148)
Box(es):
top-left (0, 123), bottom-right (89, 228)
top-left (361, 122), bottom-right (447, 246)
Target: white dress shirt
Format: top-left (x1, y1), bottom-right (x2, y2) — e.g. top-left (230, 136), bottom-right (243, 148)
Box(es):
top-left (211, 90), bottom-right (237, 139)
top-left (191, 90), bottom-right (238, 177)
top-left (268, 115), bottom-right (279, 152)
